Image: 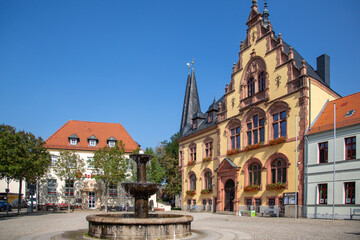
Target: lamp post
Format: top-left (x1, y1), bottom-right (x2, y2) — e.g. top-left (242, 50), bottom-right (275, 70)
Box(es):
top-left (5, 177), bottom-right (11, 217)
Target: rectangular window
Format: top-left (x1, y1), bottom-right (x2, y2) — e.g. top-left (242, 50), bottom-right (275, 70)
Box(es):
top-left (230, 127), bottom-right (240, 149)
top-left (89, 140), bottom-right (97, 147)
top-left (345, 137), bottom-right (356, 160)
top-left (253, 129), bottom-right (258, 144)
top-left (109, 182), bottom-right (118, 198)
top-left (87, 157), bottom-right (94, 169)
top-left (193, 119), bottom-right (198, 129)
top-left (273, 111), bottom-right (287, 139)
top-left (260, 127), bottom-right (265, 142)
top-left (208, 112), bottom-right (213, 123)
top-left (51, 155), bottom-right (57, 166)
top-left (108, 141), bottom-right (115, 147)
top-left (205, 142), bottom-right (213, 158)
top-left (319, 142), bottom-right (328, 163)
top-left (246, 198), bottom-right (252, 210)
top-left (70, 139), bottom-right (77, 145)
top-left (65, 180), bottom-right (74, 197)
top-left (345, 182), bottom-right (355, 204)
top-left (318, 184), bottom-right (327, 204)
top-left (280, 120), bottom-right (287, 137)
top-left (268, 198), bottom-right (276, 208)
top-left (48, 179), bottom-right (57, 196)
top-left (190, 146), bottom-right (196, 162)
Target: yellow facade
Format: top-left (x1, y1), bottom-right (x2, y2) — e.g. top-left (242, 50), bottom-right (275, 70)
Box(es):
top-left (178, 1), bottom-right (339, 215)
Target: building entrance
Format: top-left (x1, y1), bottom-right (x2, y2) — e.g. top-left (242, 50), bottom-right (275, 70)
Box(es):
top-left (88, 192), bottom-right (96, 209)
top-left (224, 179), bottom-right (235, 211)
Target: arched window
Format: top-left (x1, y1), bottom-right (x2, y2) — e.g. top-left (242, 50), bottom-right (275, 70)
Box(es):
top-left (258, 72), bottom-right (265, 92)
top-left (247, 78), bottom-right (255, 97)
top-left (249, 163), bottom-right (261, 185)
top-left (204, 171), bottom-right (212, 190)
top-left (189, 173), bottom-right (197, 191)
top-left (271, 158), bottom-right (287, 183)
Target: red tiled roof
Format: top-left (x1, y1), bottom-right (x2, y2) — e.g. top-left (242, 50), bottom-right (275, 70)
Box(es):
top-left (307, 92), bottom-right (360, 135)
top-left (45, 120), bottom-right (139, 152)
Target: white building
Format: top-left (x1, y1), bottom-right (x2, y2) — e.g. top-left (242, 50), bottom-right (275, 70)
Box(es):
top-left (43, 120), bottom-right (139, 210)
top-left (305, 92), bottom-right (360, 219)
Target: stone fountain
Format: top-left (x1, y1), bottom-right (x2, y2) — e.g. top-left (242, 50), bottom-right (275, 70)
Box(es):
top-left (86, 153), bottom-right (193, 240)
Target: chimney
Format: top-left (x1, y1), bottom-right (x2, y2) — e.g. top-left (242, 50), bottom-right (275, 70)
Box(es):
top-left (316, 54), bottom-right (330, 87)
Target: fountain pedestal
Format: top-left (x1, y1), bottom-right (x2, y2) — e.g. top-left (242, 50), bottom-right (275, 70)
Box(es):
top-left (86, 153), bottom-right (193, 240)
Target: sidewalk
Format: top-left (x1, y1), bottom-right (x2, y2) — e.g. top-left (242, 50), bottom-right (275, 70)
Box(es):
top-left (0, 210), bottom-right (359, 240)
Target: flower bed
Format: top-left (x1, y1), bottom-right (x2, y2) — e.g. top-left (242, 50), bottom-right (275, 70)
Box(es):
top-left (200, 189), bottom-right (213, 194)
top-left (227, 148), bottom-right (240, 156)
top-left (244, 184), bottom-right (260, 192)
top-left (266, 182), bottom-right (286, 190)
top-left (188, 160), bottom-right (195, 166)
top-left (203, 156), bottom-right (212, 162)
top-left (186, 190), bottom-right (195, 195)
top-left (269, 136), bottom-right (286, 145)
top-left (244, 142), bottom-right (263, 152)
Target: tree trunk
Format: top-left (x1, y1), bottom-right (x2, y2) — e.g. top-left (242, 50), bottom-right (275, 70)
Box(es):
top-left (105, 183), bottom-right (108, 212)
top-left (18, 178), bottom-right (22, 214)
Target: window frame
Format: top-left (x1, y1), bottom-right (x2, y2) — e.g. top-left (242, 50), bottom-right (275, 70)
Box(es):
top-left (89, 139), bottom-right (97, 147)
top-left (230, 127), bottom-right (241, 149)
top-left (345, 137), bottom-right (356, 160)
top-left (65, 180), bottom-right (74, 197)
top-left (208, 112), bottom-right (214, 123)
top-left (189, 174), bottom-right (196, 191)
top-left (247, 115), bottom-right (265, 145)
top-left (318, 184), bottom-right (327, 204)
top-left (108, 141), bottom-right (116, 148)
top-left (189, 145), bottom-right (197, 162)
top-left (271, 158), bottom-right (287, 184)
top-left (204, 171), bottom-right (212, 190)
top-left (109, 182), bottom-right (118, 198)
top-left (48, 179), bottom-right (57, 196)
top-left (318, 142), bottom-right (328, 164)
top-left (193, 119), bottom-right (198, 129)
top-left (249, 162), bottom-right (261, 185)
top-left (272, 111), bottom-right (287, 139)
top-left (204, 141), bottom-right (213, 158)
top-left (51, 155), bottom-right (57, 167)
top-left (344, 182), bottom-right (355, 204)
top-left (247, 78), bottom-right (255, 97)
top-left (258, 72), bottom-right (265, 92)
top-left (70, 138), bottom-right (78, 146)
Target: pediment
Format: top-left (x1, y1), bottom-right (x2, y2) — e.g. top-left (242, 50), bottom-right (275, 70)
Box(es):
top-left (215, 158), bottom-right (239, 173)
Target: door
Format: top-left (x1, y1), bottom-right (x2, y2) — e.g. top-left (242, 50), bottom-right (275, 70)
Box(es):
top-left (224, 179), bottom-right (235, 211)
top-left (88, 192), bottom-right (96, 209)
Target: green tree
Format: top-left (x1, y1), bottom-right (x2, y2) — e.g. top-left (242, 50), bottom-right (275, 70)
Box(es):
top-left (145, 147), bottom-right (165, 184)
top-left (157, 132), bottom-right (181, 204)
top-left (90, 141), bottom-right (128, 212)
top-left (0, 124), bottom-right (51, 213)
top-left (53, 150), bottom-right (85, 212)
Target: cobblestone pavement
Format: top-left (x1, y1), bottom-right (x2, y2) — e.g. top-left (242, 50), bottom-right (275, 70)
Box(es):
top-left (0, 210), bottom-right (359, 239)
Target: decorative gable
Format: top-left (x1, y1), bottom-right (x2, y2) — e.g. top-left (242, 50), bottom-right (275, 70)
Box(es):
top-left (215, 158), bottom-right (239, 173)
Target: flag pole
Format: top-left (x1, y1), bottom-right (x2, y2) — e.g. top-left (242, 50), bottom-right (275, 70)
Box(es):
top-left (295, 115), bottom-right (298, 220)
top-left (332, 103), bottom-right (336, 221)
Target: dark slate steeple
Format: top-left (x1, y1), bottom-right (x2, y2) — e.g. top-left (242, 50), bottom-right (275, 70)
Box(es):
top-left (263, 0), bottom-right (270, 28)
top-left (180, 64), bottom-right (201, 137)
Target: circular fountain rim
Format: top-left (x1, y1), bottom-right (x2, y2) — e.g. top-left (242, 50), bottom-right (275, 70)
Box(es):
top-left (86, 213), bottom-right (194, 225)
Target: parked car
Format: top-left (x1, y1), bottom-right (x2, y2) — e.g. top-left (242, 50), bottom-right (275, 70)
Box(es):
top-left (0, 200), bottom-right (12, 211)
top-left (11, 198), bottom-right (28, 208)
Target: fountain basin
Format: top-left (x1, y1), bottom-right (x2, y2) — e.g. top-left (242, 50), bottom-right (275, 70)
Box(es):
top-left (87, 213), bottom-right (193, 240)
top-left (122, 183), bottom-right (160, 198)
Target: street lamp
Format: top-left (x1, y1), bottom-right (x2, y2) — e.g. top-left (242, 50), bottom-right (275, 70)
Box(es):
top-left (5, 177), bottom-right (11, 217)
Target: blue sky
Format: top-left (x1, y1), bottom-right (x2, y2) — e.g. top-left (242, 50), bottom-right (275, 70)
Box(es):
top-left (1, 0), bottom-right (359, 149)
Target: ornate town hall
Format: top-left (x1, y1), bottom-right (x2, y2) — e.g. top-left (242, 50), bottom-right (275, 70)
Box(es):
top-left (178, 0), bottom-right (339, 216)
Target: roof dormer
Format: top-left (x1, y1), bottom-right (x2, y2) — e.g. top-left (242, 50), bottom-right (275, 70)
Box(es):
top-left (68, 134), bottom-right (80, 146)
top-left (87, 135), bottom-right (98, 147)
top-left (107, 136), bottom-right (117, 147)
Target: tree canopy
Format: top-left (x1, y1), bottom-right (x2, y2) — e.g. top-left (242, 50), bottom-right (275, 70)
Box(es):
top-left (53, 150), bottom-right (85, 212)
top-left (0, 124), bottom-right (51, 213)
top-left (90, 141), bottom-right (128, 212)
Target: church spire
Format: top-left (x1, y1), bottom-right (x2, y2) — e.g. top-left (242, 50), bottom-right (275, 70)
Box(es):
top-left (263, 0), bottom-right (270, 28)
top-left (180, 61), bottom-right (201, 137)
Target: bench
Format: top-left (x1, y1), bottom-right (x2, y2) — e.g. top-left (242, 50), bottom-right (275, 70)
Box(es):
top-left (261, 208), bottom-right (279, 217)
top-left (238, 210), bottom-right (255, 217)
top-left (350, 208), bottom-right (360, 219)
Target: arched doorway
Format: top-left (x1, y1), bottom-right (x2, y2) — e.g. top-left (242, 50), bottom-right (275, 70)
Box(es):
top-left (224, 179), bottom-right (235, 212)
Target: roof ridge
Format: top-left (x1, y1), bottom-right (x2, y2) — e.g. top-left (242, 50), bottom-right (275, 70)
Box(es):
top-left (69, 120), bottom-right (122, 125)
top-left (329, 91), bottom-right (360, 103)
